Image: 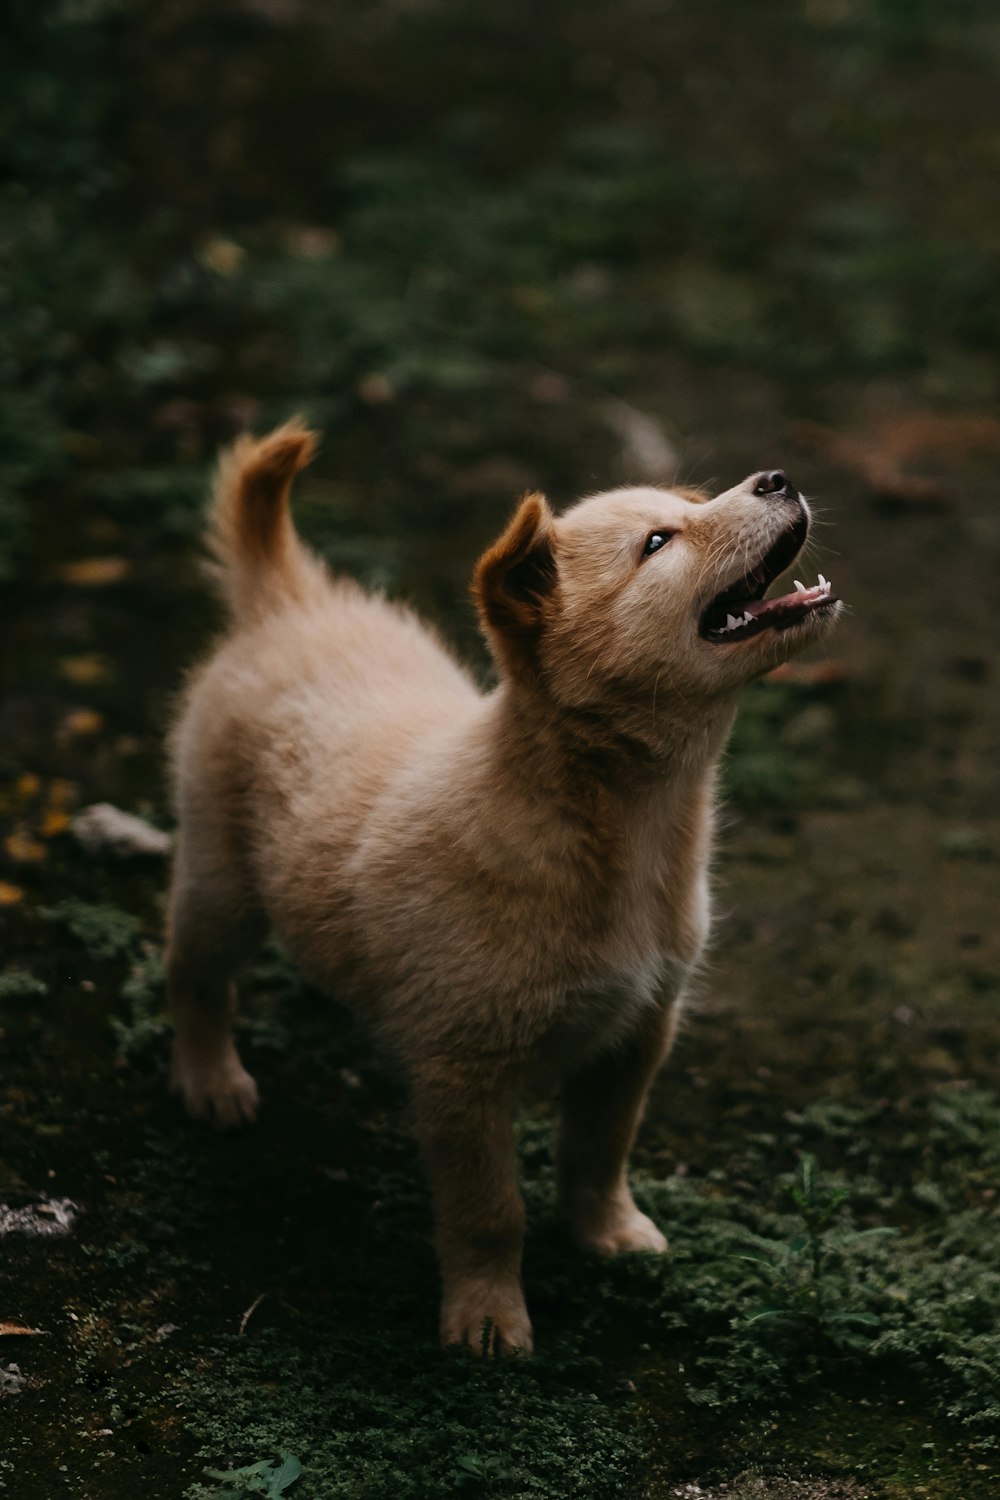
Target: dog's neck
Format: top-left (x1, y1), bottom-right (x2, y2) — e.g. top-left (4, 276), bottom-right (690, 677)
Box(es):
top-left (486, 677), bottom-right (737, 802)
top-left (465, 679), bottom-right (732, 941)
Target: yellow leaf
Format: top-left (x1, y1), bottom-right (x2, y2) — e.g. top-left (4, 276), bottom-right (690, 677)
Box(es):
top-left (286, 225), bottom-right (339, 259)
top-left (60, 709), bottom-right (104, 739)
top-left (200, 237), bottom-right (244, 275)
top-left (4, 829), bottom-right (45, 863)
top-left (0, 882), bottom-right (24, 906)
top-left (41, 808), bottom-right (71, 838)
top-left (58, 557), bottom-right (131, 587)
top-left (58, 655), bottom-right (110, 685)
top-left (15, 773), bottom-right (41, 799)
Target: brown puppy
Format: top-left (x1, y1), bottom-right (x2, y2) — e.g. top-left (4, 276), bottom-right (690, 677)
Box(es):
top-left (166, 422), bottom-right (841, 1354)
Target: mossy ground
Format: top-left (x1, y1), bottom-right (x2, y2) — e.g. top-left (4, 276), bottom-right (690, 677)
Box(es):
top-left (2, 2), bottom-right (999, 1495)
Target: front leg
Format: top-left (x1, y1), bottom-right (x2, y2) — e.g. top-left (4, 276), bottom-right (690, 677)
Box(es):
top-left (557, 1004), bottom-right (678, 1256)
top-left (411, 1064), bottom-right (532, 1355)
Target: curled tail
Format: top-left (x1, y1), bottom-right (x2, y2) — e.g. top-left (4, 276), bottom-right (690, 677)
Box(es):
top-left (206, 419), bottom-right (322, 621)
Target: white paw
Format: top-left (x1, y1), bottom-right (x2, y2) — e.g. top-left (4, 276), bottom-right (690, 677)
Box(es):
top-left (171, 1047), bottom-right (259, 1129)
top-left (579, 1208), bottom-right (668, 1258)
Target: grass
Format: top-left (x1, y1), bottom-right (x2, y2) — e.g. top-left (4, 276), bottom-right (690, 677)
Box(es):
top-left (5, 907), bottom-right (999, 1496)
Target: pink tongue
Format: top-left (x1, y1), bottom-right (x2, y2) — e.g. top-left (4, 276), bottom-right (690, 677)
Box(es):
top-left (745, 584), bottom-right (822, 619)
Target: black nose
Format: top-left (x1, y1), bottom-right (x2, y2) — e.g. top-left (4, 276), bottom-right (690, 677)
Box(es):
top-left (753, 469), bottom-right (798, 499)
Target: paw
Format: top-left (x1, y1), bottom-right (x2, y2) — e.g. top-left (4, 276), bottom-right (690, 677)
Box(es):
top-left (171, 1047), bottom-right (259, 1129)
top-left (440, 1282), bottom-right (534, 1357)
top-left (577, 1207), bottom-right (668, 1259)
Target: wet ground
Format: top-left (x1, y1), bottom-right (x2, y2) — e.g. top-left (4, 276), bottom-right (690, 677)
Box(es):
top-left (2, 3), bottom-right (999, 1496)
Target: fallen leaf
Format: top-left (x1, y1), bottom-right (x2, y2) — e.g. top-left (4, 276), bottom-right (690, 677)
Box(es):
top-left (59, 709), bottom-right (105, 740)
top-left (58, 654), bottom-right (111, 685)
top-left (4, 829), bottom-right (45, 864)
top-left (0, 1321), bottom-right (46, 1338)
top-left (200, 236), bottom-right (244, 275)
top-left (794, 412), bottom-right (1000, 509)
top-left (40, 809), bottom-right (71, 838)
top-left (58, 557), bottom-right (131, 587)
top-left (286, 224), bottom-right (339, 259)
top-left (0, 882), bottom-right (24, 907)
top-left (880, 412), bottom-right (1000, 458)
top-left (15, 774), bottom-right (41, 800)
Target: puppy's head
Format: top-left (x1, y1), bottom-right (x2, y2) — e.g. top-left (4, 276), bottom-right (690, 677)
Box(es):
top-left (474, 470), bottom-right (842, 727)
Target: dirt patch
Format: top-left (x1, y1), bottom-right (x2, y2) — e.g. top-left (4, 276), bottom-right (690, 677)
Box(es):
top-left (663, 1480), bottom-right (875, 1500)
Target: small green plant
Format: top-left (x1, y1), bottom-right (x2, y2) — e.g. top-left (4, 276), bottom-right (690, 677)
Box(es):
top-left (739, 1153), bottom-right (896, 1344)
top-left (111, 948), bottom-right (169, 1059)
top-left (39, 899), bottom-right (170, 1058)
top-left (0, 968), bottom-right (48, 1000)
top-left (203, 1453), bottom-right (302, 1499)
top-left (40, 899), bottom-right (140, 959)
top-left (452, 1453), bottom-right (517, 1490)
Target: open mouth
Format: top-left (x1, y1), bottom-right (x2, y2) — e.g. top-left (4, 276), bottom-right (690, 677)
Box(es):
top-left (699, 513), bottom-right (838, 643)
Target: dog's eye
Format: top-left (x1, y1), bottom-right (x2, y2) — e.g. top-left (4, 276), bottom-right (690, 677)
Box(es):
top-left (642, 530), bottom-right (674, 557)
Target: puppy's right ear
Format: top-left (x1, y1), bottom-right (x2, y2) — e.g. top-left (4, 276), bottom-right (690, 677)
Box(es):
top-left (473, 493), bottom-right (557, 674)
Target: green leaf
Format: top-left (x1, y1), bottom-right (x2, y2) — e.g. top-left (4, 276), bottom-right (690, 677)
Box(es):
top-left (270, 1455), bottom-right (303, 1495)
top-left (204, 1463), bottom-right (272, 1482)
top-left (203, 1455), bottom-right (302, 1497)
top-left (828, 1227), bottom-right (899, 1248)
top-left (745, 1306), bottom-right (791, 1324)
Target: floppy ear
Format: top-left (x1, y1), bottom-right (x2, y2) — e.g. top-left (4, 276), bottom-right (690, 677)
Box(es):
top-left (473, 492), bottom-right (557, 673)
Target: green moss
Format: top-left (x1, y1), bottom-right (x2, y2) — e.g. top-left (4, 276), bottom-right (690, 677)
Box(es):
top-left (40, 898), bottom-right (140, 959)
top-left (112, 949), bottom-right (169, 1060)
top-left (181, 1334), bottom-right (639, 1500)
top-left (0, 968), bottom-right (48, 1000)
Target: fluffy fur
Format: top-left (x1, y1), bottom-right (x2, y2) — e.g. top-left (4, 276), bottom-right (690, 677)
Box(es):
top-left (166, 422), bottom-right (841, 1354)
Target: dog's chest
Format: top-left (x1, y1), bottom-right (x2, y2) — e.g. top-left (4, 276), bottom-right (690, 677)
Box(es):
top-left (535, 798), bottom-right (711, 1069)
top-left (577, 946), bottom-right (674, 1029)
top-left (533, 947), bottom-right (684, 1084)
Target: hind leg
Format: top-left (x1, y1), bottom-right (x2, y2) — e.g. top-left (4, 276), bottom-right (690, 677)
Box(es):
top-left (166, 834), bottom-right (264, 1128)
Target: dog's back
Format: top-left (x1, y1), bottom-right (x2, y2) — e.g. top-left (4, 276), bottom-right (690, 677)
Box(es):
top-left (171, 422), bottom-right (479, 900)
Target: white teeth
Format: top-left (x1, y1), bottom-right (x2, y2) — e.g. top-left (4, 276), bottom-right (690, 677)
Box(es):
top-left (794, 579), bottom-right (806, 592)
top-left (819, 573), bottom-right (830, 591)
top-left (717, 610), bottom-right (755, 635)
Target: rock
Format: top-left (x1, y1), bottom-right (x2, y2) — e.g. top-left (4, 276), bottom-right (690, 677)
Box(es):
top-left (0, 1364), bottom-right (26, 1397)
top-left (71, 804), bottom-right (172, 860)
top-left (0, 1198), bottom-right (78, 1238)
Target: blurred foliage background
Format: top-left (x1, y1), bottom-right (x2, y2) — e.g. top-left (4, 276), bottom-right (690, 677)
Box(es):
top-left (4, 0), bottom-right (1000, 587)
